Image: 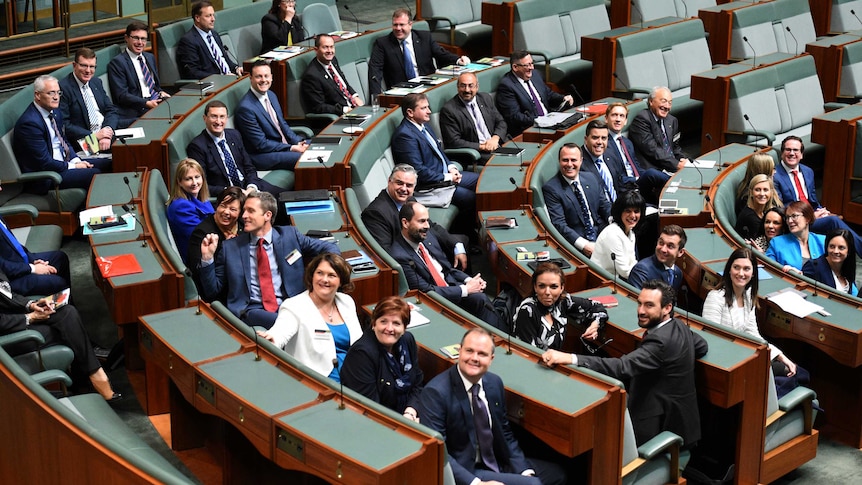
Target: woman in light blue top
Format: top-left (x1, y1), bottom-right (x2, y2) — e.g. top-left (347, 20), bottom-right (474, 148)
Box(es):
top-left (166, 158), bottom-right (213, 263)
top-left (766, 200), bottom-right (825, 273)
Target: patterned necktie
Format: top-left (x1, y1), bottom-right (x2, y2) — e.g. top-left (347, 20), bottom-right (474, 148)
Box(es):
top-left (525, 80), bottom-right (545, 116)
top-left (666, 268), bottom-right (675, 287)
top-left (217, 139), bottom-right (242, 186)
top-left (418, 243), bottom-right (448, 287)
top-left (401, 39), bottom-right (417, 79)
top-left (0, 218), bottom-right (28, 260)
top-left (328, 65), bottom-right (353, 107)
top-left (265, 95), bottom-right (288, 144)
top-left (138, 55), bottom-right (159, 100)
top-left (470, 383), bottom-right (500, 473)
top-left (206, 33), bottom-right (230, 74)
top-left (660, 119), bottom-right (672, 155)
top-left (256, 238), bottom-right (278, 312)
top-left (421, 126), bottom-right (447, 170)
top-left (791, 170), bottom-right (809, 204)
top-left (617, 135), bottom-right (639, 177)
top-left (48, 111), bottom-right (71, 162)
top-left (81, 83), bottom-right (101, 131)
top-left (573, 181), bottom-right (598, 241)
top-left (595, 157), bottom-right (617, 202)
top-left (469, 102), bottom-right (491, 142)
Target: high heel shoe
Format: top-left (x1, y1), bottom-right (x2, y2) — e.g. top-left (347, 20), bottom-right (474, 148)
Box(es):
top-left (89, 368), bottom-right (120, 402)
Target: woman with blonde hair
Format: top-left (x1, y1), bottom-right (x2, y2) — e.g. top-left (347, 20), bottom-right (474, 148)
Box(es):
top-left (167, 158), bottom-right (213, 263)
top-left (735, 173), bottom-right (782, 241)
top-left (736, 153), bottom-right (780, 210)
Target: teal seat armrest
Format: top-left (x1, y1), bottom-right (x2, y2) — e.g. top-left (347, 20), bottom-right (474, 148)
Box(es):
top-left (824, 101), bottom-right (849, 111)
top-left (612, 86), bottom-right (650, 100)
top-left (0, 329), bottom-right (46, 348)
top-left (445, 148), bottom-right (481, 171)
top-left (628, 86), bottom-right (653, 95)
top-left (637, 431), bottom-right (682, 460)
top-left (526, 50), bottom-right (552, 80)
top-left (31, 369), bottom-right (73, 388)
top-left (0, 204), bottom-right (39, 220)
top-left (726, 129), bottom-right (776, 145)
top-left (778, 386), bottom-right (816, 412)
top-left (305, 113), bottom-right (338, 123)
top-left (425, 15), bottom-right (455, 29)
top-left (18, 171), bottom-right (62, 185)
top-left (293, 125), bottom-right (314, 138)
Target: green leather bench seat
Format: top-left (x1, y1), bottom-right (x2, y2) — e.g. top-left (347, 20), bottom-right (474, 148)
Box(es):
top-left (420, 0), bottom-right (492, 56)
top-left (630, 0), bottom-right (717, 23)
top-left (840, 39), bottom-right (862, 98)
top-left (831, 0), bottom-right (862, 33)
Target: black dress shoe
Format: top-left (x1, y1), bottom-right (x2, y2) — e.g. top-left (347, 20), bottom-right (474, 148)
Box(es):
top-left (92, 345), bottom-right (111, 361)
top-left (106, 392), bottom-right (123, 404)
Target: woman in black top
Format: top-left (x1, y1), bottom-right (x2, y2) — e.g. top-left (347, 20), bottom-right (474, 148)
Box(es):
top-left (260, 0), bottom-right (305, 54)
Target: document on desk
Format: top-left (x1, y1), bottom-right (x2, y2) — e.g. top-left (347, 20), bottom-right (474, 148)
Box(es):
top-left (688, 159), bottom-right (717, 169)
top-left (299, 150), bottom-right (333, 163)
top-left (534, 112), bottom-right (573, 128)
top-left (766, 291), bottom-right (823, 318)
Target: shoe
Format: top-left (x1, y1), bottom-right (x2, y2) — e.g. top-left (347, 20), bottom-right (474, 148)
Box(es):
top-left (106, 392), bottom-right (123, 404)
top-left (93, 345), bottom-right (111, 361)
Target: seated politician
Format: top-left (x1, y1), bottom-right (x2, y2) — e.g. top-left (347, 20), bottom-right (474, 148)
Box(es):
top-left (13, 75), bottom-right (109, 193)
top-left (108, 21), bottom-right (170, 122)
top-left (187, 100), bottom-right (288, 198)
top-left (236, 60), bottom-right (308, 171)
top-left (342, 296), bottom-right (423, 420)
top-left (495, 50), bottom-right (572, 138)
top-left (803, 229), bottom-right (860, 296)
top-left (260, 253), bottom-right (361, 382)
top-left (166, 159), bottom-right (213, 264)
top-left (542, 143), bottom-right (611, 256)
top-left (177, 1), bottom-right (243, 79)
top-left (58, 47), bottom-right (122, 153)
top-left (188, 187), bottom-right (245, 301)
top-left (0, 207), bottom-right (70, 297)
top-left (260, 0), bottom-right (304, 54)
top-left (628, 224), bottom-right (687, 293)
top-left (300, 34), bottom-right (364, 116)
top-left (198, 191), bottom-right (338, 328)
top-left (766, 201), bottom-right (825, 273)
top-left (390, 201), bottom-right (502, 330)
top-left (439, 72), bottom-right (507, 163)
top-left (628, 86), bottom-right (689, 173)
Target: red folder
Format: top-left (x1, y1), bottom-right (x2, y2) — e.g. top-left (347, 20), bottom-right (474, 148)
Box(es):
top-left (97, 254), bottom-right (143, 278)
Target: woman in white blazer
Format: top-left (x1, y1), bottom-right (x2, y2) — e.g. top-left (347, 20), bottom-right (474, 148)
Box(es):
top-left (260, 253), bottom-right (362, 381)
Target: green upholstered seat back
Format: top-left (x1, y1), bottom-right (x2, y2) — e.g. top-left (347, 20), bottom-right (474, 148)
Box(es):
top-left (731, 0), bottom-right (815, 59)
top-left (147, 169), bottom-right (198, 302)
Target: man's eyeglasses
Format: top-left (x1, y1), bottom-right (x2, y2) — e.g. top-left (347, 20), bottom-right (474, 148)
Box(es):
top-left (128, 35), bottom-right (148, 42)
top-left (516, 62), bottom-right (534, 68)
top-left (40, 90), bottom-right (63, 97)
top-left (75, 62), bottom-right (96, 71)
top-left (581, 335), bottom-right (614, 354)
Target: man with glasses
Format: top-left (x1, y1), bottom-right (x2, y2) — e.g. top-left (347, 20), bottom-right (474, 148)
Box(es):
top-left (108, 21), bottom-right (170, 122)
top-left (13, 75), bottom-right (108, 191)
top-left (496, 50), bottom-right (573, 138)
top-left (58, 47), bottom-right (121, 153)
top-left (368, 8), bottom-right (469, 95)
top-left (772, 135), bottom-right (862, 254)
top-left (440, 72), bottom-right (507, 163)
top-left (178, 1), bottom-right (243, 80)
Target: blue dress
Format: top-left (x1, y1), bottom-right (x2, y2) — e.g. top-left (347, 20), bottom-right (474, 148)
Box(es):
top-left (327, 322), bottom-right (350, 382)
top-left (166, 196), bottom-right (214, 264)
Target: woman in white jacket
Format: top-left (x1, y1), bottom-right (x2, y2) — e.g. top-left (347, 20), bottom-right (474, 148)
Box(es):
top-left (260, 253), bottom-right (362, 381)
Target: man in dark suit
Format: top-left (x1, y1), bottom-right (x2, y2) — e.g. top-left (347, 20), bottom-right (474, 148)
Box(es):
top-left (579, 119), bottom-right (626, 205)
top-left (362, 164), bottom-right (468, 269)
top-left (390, 202), bottom-right (501, 330)
top-left (198, 191), bottom-right (338, 328)
top-left (368, 8), bottom-right (469, 95)
top-left (300, 34), bottom-right (364, 116)
top-left (495, 50), bottom-right (573, 138)
top-left (629, 86), bottom-right (689, 173)
top-left (235, 61), bottom-right (308, 171)
top-left (628, 224), bottom-right (686, 292)
top-left (772, 135), bottom-right (862, 254)
top-left (107, 21), bottom-right (170, 123)
top-left (187, 100), bottom-right (288, 198)
top-left (177, 1), bottom-right (243, 80)
top-left (13, 75), bottom-right (108, 193)
top-left (543, 281), bottom-right (708, 448)
top-left (392, 93), bottom-right (478, 237)
top-left (440, 72), bottom-right (507, 163)
top-left (542, 143), bottom-right (611, 256)
top-left (58, 47), bottom-right (121, 153)
top-left (0, 213), bottom-right (70, 297)
top-left (604, 102), bottom-right (670, 205)
top-left (420, 328), bottom-right (567, 485)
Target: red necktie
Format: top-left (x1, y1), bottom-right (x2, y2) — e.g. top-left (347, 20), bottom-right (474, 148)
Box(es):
top-left (256, 238), bottom-right (278, 312)
top-left (328, 65), bottom-right (353, 107)
top-left (418, 244), bottom-right (448, 287)
top-left (618, 136), bottom-right (639, 177)
top-left (791, 170), bottom-right (808, 204)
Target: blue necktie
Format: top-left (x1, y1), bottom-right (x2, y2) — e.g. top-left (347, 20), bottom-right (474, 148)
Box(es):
top-left (218, 139), bottom-right (242, 186)
top-left (0, 218), bottom-right (28, 260)
top-left (471, 383), bottom-right (500, 473)
top-left (595, 157), bottom-right (617, 202)
top-left (402, 39), bottom-right (417, 79)
top-left (573, 181), bottom-right (597, 241)
top-left (666, 268), bottom-right (675, 287)
top-left (421, 126), bottom-right (447, 171)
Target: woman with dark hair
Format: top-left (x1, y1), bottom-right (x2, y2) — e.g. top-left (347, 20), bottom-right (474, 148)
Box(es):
top-left (803, 229), bottom-right (859, 295)
top-left (736, 173), bottom-right (782, 241)
top-left (703, 248), bottom-right (809, 392)
top-left (260, 253), bottom-right (362, 381)
top-left (342, 296), bottom-right (424, 421)
top-left (766, 201), bottom-right (825, 273)
top-left (751, 206), bottom-right (786, 253)
top-left (167, 158), bottom-right (212, 263)
top-left (592, 189), bottom-right (646, 280)
top-left (187, 187), bottom-right (246, 300)
top-left (512, 262), bottom-right (608, 350)
top-left (260, 0), bottom-right (305, 54)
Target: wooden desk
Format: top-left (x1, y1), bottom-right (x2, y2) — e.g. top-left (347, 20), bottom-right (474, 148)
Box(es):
top-left (481, 0), bottom-right (517, 56)
top-left (139, 304), bottom-right (444, 483)
top-left (476, 142), bottom-right (548, 211)
top-left (805, 33), bottom-right (862, 102)
top-left (363, 291), bottom-right (627, 484)
top-left (111, 119), bottom-right (175, 174)
top-left (86, 171), bottom-right (145, 208)
top-left (811, 103), bottom-right (862, 224)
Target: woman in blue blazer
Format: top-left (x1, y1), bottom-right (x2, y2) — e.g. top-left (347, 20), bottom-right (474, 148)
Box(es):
top-left (341, 296), bottom-right (423, 421)
top-left (803, 229), bottom-right (860, 296)
top-left (166, 158), bottom-right (214, 264)
top-left (766, 201), bottom-right (825, 273)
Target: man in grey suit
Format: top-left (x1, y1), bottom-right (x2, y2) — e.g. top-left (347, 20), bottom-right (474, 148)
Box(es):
top-left (440, 72), bottom-right (507, 163)
top-left (543, 280), bottom-right (708, 448)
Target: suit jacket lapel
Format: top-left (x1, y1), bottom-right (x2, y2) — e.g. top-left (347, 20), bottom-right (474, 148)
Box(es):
top-left (450, 368), bottom-right (478, 451)
top-left (207, 133), bottom-right (231, 181)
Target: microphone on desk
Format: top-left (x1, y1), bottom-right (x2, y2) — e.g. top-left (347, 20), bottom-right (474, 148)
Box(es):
top-left (610, 253), bottom-right (618, 294)
top-left (852, 10), bottom-right (862, 28)
top-left (160, 91), bottom-right (174, 121)
top-left (742, 114), bottom-right (762, 152)
top-left (681, 0), bottom-right (689, 18)
top-left (223, 45), bottom-right (241, 77)
top-left (568, 84), bottom-right (586, 108)
top-left (811, 259), bottom-right (820, 297)
top-left (334, 358), bottom-right (346, 409)
top-left (630, 0), bottom-right (643, 29)
top-left (681, 284), bottom-right (691, 327)
top-left (123, 176), bottom-right (136, 211)
top-left (343, 3), bottom-right (361, 34)
top-left (612, 72), bottom-right (630, 93)
top-left (400, 0), bottom-right (414, 20)
top-left (785, 26), bottom-right (799, 55)
top-left (301, 24), bottom-right (314, 41)
top-left (689, 156), bottom-right (705, 194)
top-left (742, 36), bottom-right (757, 68)
top-left (121, 204), bottom-right (147, 246)
top-left (506, 134), bottom-right (525, 167)
top-left (509, 177), bottom-right (517, 187)
top-left (705, 133), bottom-right (722, 170)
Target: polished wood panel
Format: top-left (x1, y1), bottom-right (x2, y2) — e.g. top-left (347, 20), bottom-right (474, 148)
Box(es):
top-left (481, 0), bottom-right (516, 56)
